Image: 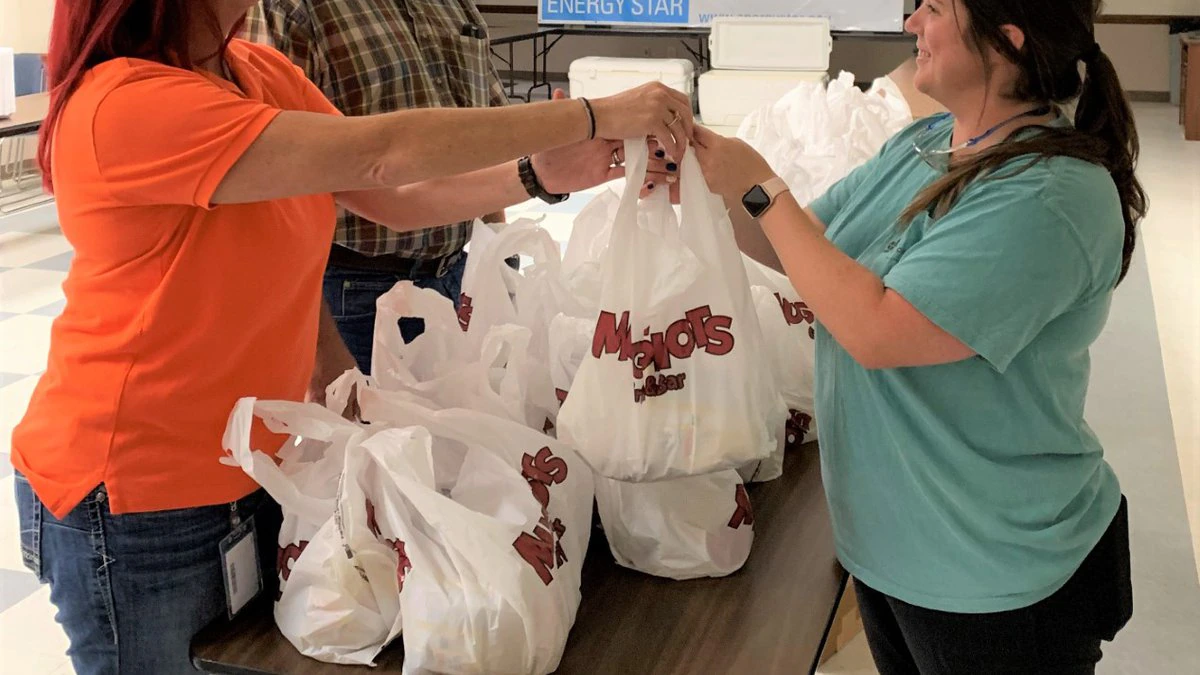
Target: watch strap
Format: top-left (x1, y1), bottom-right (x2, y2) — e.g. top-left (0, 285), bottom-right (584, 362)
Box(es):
top-left (518, 156), bottom-right (569, 205)
top-left (760, 176), bottom-right (790, 202)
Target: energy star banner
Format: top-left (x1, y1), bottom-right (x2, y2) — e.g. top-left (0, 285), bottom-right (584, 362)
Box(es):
top-left (539, 0), bottom-right (906, 33)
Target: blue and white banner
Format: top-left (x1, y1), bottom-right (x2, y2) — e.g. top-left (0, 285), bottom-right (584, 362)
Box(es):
top-left (539, 0), bottom-right (905, 33)
top-left (541, 1), bottom-right (691, 25)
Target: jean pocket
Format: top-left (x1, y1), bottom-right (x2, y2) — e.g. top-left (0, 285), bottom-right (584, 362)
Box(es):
top-left (13, 474), bottom-right (44, 581)
top-left (337, 279), bottom-right (399, 320)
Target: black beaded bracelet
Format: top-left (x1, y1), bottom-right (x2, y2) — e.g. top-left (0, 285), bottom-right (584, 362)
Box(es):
top-left (579, 98), bottom-right (596, 140)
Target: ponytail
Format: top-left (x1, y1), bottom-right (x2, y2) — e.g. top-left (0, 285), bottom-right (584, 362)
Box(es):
top-left (1073, 49), bottom-right (1146, 284)
top-left (900, 49), bottom-right (1146, 286)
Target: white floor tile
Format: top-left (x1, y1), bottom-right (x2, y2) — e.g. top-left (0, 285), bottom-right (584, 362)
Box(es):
top-left (0, 315), bottom-right (54, 376)
top-left (0, 268), bottom-right (66, 314)
top-left (0, 233), bottom-right (72, 269)
top-left (0, 374), bottom-right (40, 453)
top-left (0, 202), bottom-right (59, 236)
top-left (0, 587), bottom-right (71, 672)
top-left (0, 476), bottom-right (29, 573)
top-left (1133, 103), bottom-right (1200, 581)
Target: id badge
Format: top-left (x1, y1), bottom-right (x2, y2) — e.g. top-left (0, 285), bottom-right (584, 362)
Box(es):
top-left (219, 516), bottom-right (262, 619)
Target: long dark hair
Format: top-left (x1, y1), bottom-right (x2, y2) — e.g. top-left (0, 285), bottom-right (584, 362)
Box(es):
top-left (38, 0), bottom-right (243, 193)
top-left (901, 0), bottom-right (1146, 285)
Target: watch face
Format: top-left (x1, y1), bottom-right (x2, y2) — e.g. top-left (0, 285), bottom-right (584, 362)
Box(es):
top-left (742, 185), bottom-right (771, 217)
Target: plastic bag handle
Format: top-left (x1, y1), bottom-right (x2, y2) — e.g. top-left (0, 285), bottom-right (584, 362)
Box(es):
top-left (611, 139), bottom-right (650, 241)
top-left (372, 283), bottom-right (464, 384)
top-left (221, 397), bottom-right (360, 525)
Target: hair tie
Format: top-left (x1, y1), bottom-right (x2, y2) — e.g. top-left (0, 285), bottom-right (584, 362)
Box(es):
top-left (1081, 42), bottom-right (1102, 65)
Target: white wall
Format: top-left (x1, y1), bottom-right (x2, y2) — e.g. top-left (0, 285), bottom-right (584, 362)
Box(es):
top-left (1099, 24), bottom-right (1174, 93)
top-left (0, 0), bottom-right (53, 53)
top-left (1102, 0), bottom-right (1200, 14)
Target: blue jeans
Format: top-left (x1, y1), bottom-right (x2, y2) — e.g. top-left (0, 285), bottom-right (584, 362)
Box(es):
top-left (322, 255), bottom-right (468, 375)
top-left (14, 473), bottom-right (282, 675)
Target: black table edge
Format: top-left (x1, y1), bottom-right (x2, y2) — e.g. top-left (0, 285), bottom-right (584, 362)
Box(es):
top-left (0, 120), bottom-right (43, 140)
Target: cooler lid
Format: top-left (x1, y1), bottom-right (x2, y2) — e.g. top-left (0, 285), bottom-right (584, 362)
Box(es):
top-left (709, 17), bottom-right (832, 72)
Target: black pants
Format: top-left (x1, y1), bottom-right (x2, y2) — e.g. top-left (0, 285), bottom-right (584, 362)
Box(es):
top-left (856, 497), bottom-right (1132, 675)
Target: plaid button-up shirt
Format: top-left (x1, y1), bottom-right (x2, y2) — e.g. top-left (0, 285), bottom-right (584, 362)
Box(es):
top-left (242, 0), bottom-right (509, 259)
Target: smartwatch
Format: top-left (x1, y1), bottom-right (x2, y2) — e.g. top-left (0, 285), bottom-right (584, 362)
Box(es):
top-left (741, 177), bottom-right (791, 219)
top-left (518, 156), bottom-right (569, 205)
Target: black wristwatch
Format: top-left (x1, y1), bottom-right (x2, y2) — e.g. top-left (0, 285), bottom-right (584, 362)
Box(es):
top-left (518, 156), bottom-right (569, 205)
top-left (741, 177), bottom-right (791, 219)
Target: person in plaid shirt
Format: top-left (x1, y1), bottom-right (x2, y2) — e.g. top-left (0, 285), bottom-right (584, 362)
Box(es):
top-left (242, 0), bottom-right (521, 390)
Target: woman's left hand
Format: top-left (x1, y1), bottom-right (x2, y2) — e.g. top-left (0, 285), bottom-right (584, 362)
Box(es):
top-left (530, 90), bottom-right (679, 199)
top-left (692, 126), bottom-right (777, 202)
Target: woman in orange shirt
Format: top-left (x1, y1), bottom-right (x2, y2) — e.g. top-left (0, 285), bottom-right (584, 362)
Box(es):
top-left (10, 1), bottom-right (692, 673)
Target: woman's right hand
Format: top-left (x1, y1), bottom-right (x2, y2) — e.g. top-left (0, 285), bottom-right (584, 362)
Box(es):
top-left (588, 82), bottom-right (695, 160)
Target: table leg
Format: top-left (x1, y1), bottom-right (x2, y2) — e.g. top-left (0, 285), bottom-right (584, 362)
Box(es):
top-left (508, 43), bottom-right (517, 97)
top-left (524, 34), bottom-right (562, 102)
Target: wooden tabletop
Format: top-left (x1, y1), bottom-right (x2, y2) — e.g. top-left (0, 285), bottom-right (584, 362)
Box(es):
top-left (192, 443), bottom-right (844, 675)
top-left (0, 93), bottom-right (49, 139)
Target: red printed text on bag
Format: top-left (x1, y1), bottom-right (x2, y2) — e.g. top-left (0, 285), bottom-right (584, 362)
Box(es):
top-left (457, 293), bottom-right (474, 331)
top-left (591, 306), bottom-right (735, 402)
top-left (785, 410), bottom-right (813, 452)
top-left (727, 484), bottom-right (754, 529)
top-left (276, 540), bottom-right (309, 601)
top-left (776, 293), bottom-right (816, 340)
top-left (366, 499), bottom-right (413, 592)
top-left (513, 446), bottom-right (571, 586)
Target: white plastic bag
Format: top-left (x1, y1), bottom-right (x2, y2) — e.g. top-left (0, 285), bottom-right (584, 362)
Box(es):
top-left (346, 390), bottom-right (594, 675)
top-left (221, 398), bottom-right (364, 593)
top-left (560, 188), bottom-right (622, 317)
top-left (459, 219), bottom-right (584, 356)
top-left (742, 256), bottom-right (818, 446)
top-left (743, 256), bottom-right (817, 419)
top-left (373, 282), bottom-right (559, 431)
top-left (558, 141), bottom-right (786, 482)
top-left (222, 398), bottom-right (400, 666)
top-left (868, 74), bottom-right (915, 122)
top-left (594, 471), bottom-right (755, 580)
top-left (546, 313), bottom-right (755, 578)
top-left (737, 71), bottom-right (913, 206)
top-left (373, 281), bottom-right (472, 387)
top-left (547, 313), bottom-right (594, 409)
top-left (276, 516), bottom-right (403, 665)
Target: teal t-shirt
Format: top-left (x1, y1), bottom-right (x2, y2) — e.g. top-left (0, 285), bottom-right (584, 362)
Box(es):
top-left (808, 116), bottom-right (1124, 613)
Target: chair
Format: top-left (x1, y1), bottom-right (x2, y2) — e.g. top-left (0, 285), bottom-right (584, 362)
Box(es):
top-left (0, 53), bottom-right (52, 213)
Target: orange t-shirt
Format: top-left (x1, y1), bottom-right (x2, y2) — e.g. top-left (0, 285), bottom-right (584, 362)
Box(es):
top-left (12, 40), bottom-right (340, 518)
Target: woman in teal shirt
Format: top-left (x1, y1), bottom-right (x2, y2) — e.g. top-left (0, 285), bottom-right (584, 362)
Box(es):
top-left (696, 0), bottom-right (1141, 672)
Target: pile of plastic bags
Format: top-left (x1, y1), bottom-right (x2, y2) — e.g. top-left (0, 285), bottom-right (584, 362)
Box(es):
top-left (220, 134), bottom-right (832, 672)
top-left (737, 71), bottom-right (914, 205)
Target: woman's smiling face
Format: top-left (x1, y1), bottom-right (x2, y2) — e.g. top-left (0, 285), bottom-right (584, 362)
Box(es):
top-left (905, 0), bottom-right (988, 105)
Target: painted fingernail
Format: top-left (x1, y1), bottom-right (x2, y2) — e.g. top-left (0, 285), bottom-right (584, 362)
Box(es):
top-left (666, 162), bottom-right (678, 172)
top-left (655, 149), bottom-right (666, 159)
top-left (647, 183), bottom-right (656, 190)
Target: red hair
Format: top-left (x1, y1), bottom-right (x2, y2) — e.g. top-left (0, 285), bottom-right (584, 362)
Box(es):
top-left (37, 0), bottom-right (243, 193)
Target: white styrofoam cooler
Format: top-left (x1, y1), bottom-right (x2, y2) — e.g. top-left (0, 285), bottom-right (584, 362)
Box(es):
top-left (709, 17), bottom-right (832, 72)
top-left (568, 57), bottom-right (695, 102)
top-left (0, 48), bottom-right (16, 119)
top-left (699, 70), bottom-right (828, 128)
